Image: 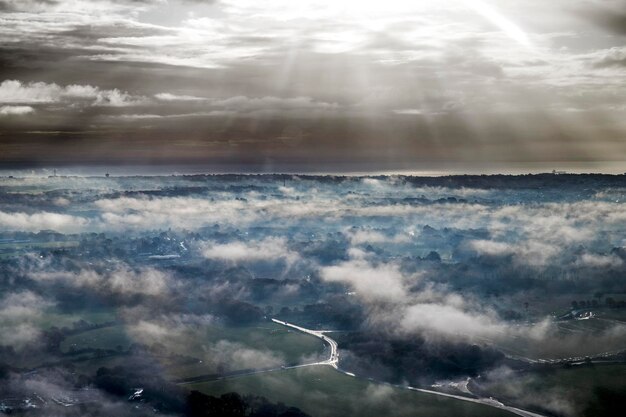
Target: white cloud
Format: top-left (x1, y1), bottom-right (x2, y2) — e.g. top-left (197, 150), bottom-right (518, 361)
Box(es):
top-left (345, 228), bottom-right (409, 245)
top-left (0, 80), bottom-right (146, 107)
top-left (320, 256), bottom-right (410, 303)
top-left (576, 253), bottom-right (624, 268)
top-left (318, 251), bottom-right (555, 345)
top-left (0, 211), bottom-right (89, 233)
top-left (124, 315), bottom-right (283, 371)
top-left (201, 237), bottom-right (301, 265)
top-left (0, 291), bottom-right (53, 349)
top-left (0, 80), bottom-right (61, 103)
top-left (209, 340), bottom-right (284, 370)
top-left (399, 302), bottom-right (508, 340)
top-left (0, 105), bottom-right (35, 115)
top-left (154, 92), bottom-right (206, 101)
top-left (64, 84), bottom-right (101, 98)
top-left (32, 266), bottom-right (176, 297)
top-left (468, 239), bottom-right (560, 266)
top-left (95, 196), bottom-right (251, 230)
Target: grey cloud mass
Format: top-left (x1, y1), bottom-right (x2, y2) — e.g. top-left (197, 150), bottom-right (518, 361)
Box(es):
top-left (0, 0), bottom-right (625, 171)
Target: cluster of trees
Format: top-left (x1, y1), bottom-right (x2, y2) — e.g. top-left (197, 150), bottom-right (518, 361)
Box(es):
top-left (277, 296), bottom-right (364, 329)
top-left (572, 298), bottom-right (626, 310)
top-left (403, 173), bottom-right (626, 191)
top-left (187, 391), bottom-right (310, 417)
top-left (0, 363), bottom-right (310, 417)
top-left (336, 331), bottom-right (506, 383)
top-left (605, 298), bottom-right (626, 309)
top-left (583, 386), bottom-right (626, 417)
top-left (95, 366), bottom-right (310, 417)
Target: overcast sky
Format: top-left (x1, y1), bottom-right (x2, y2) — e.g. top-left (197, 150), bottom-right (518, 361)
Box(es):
top-left (0, 0), bottom-right (625, 173)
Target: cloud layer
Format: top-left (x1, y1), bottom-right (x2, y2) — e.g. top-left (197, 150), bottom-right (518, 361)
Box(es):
top-left (0, 0), bottom-right (625, 169)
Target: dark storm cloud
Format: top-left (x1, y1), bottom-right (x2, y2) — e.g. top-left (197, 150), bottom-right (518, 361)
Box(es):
top-left (582, 0), bottom-right (626, 36)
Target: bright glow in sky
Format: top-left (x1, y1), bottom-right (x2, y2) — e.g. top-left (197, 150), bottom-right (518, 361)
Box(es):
top-left (462, 0), bottom-right (532, 47)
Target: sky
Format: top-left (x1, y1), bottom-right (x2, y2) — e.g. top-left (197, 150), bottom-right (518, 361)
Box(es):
top-left (0, 0), bottom-right (625, 173)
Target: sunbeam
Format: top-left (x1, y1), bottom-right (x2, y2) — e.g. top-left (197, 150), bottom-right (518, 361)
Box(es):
top-left (461, 0), bottom-right (532, 47)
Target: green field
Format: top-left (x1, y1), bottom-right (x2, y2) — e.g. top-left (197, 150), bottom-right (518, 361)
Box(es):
top-left (478, 364), bottom-right (626, 416)
top-left (189, 365), bottom-right (514, 417)
top-left (61, 325), bottom-right (131, 353)
top-left (57, 320), bottom-right (325, 378)
top-left (38, 309), bottom-right (117, 330)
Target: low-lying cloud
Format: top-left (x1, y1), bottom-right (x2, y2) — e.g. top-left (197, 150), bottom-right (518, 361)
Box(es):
top-left (0, 291), bottom-right (53, 349)
top-left (201, 237), bottom-right (300, 265)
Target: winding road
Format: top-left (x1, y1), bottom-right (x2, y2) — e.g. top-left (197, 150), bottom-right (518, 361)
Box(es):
top-left (270, 319), bottom-right (338, 368)
top-left (270, 318), bottom-right (546, 417)
top-left (176, 318), bottom-right (546, 417)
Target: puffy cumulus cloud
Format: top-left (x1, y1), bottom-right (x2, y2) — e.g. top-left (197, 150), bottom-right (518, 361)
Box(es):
top-left (361, 178), bottom-right (385, 188)
top-left (489, 204), bottom-right (596, 243)
top-left (95, 196), bottom-right (251, 230)
top-left (200, 237), bottom-right (300, 265)
top-left (478, 366), bottom-right (577, 417)
top-left (107, 267), bottom-right (174, 296)
top-left (0, 291), bottom-right (53, 349)
top-left (125, 316), bottom-right (283, 370)
top-left (207, 340), bottom-right (284, 370)
top-left (0, 105), bottom-right (34, 115)
top-left (344, 228), bottom-right (410, 245)
top-left (468, 200), bottom-right (626, 265)
top-left (126, 319), bottom-right (175, 343)
top-left (32, 265), bottom-right (176, 297)
top-left (467, 239), bottom-right (561, 266)
top-left (92, 193), bottom-right (345, 230)
top-left (0, 80), bottom-right (146, 107)
top-left (0, 210), bottom-right (90, 233)
top-left (360, 178), bottom-right (491, 200)
top-left (320, 254), bottom-right (411, 303)
top-left (468, 239), bottom-right (513, 256)
top-left (575, 253), bottom-right (624, 268)
top-left (505, 320), bottom-right (626, 360)
top-left (154, 92), bottom-right (207, 101)
top-left (278, 185), bottom-right (296, 195)
top-left (327, 253), bottom-right (625, 359)
top-left (0, 80), bottom-right (59, 103)
top-left (398, 303), bottom-right (509, 340)
top-left (124, 313), bottom-right (219, 349)
top-left (126, 309), bottom-right (217, 326)
top-left (83, 192), bottom-right (626, 260)
top-left (318, 252), bottom-right (557, 344)
top-left (91, 193), bottom-right (461, 229)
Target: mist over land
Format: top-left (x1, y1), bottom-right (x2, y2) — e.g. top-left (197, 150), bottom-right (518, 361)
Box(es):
top-left (0, 173), bottom-right (625, 416)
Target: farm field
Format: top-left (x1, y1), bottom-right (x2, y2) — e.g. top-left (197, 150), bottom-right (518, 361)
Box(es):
top-left (56, 319), bottom-right (325, 377)
top-left (190, 365), bottom-right (514, 417)
top-left (477, 364), bottom-right (626, 416)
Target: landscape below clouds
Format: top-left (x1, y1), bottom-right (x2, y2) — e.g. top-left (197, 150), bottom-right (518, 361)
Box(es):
top-left (0, 173), bottom-right (625, 416)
